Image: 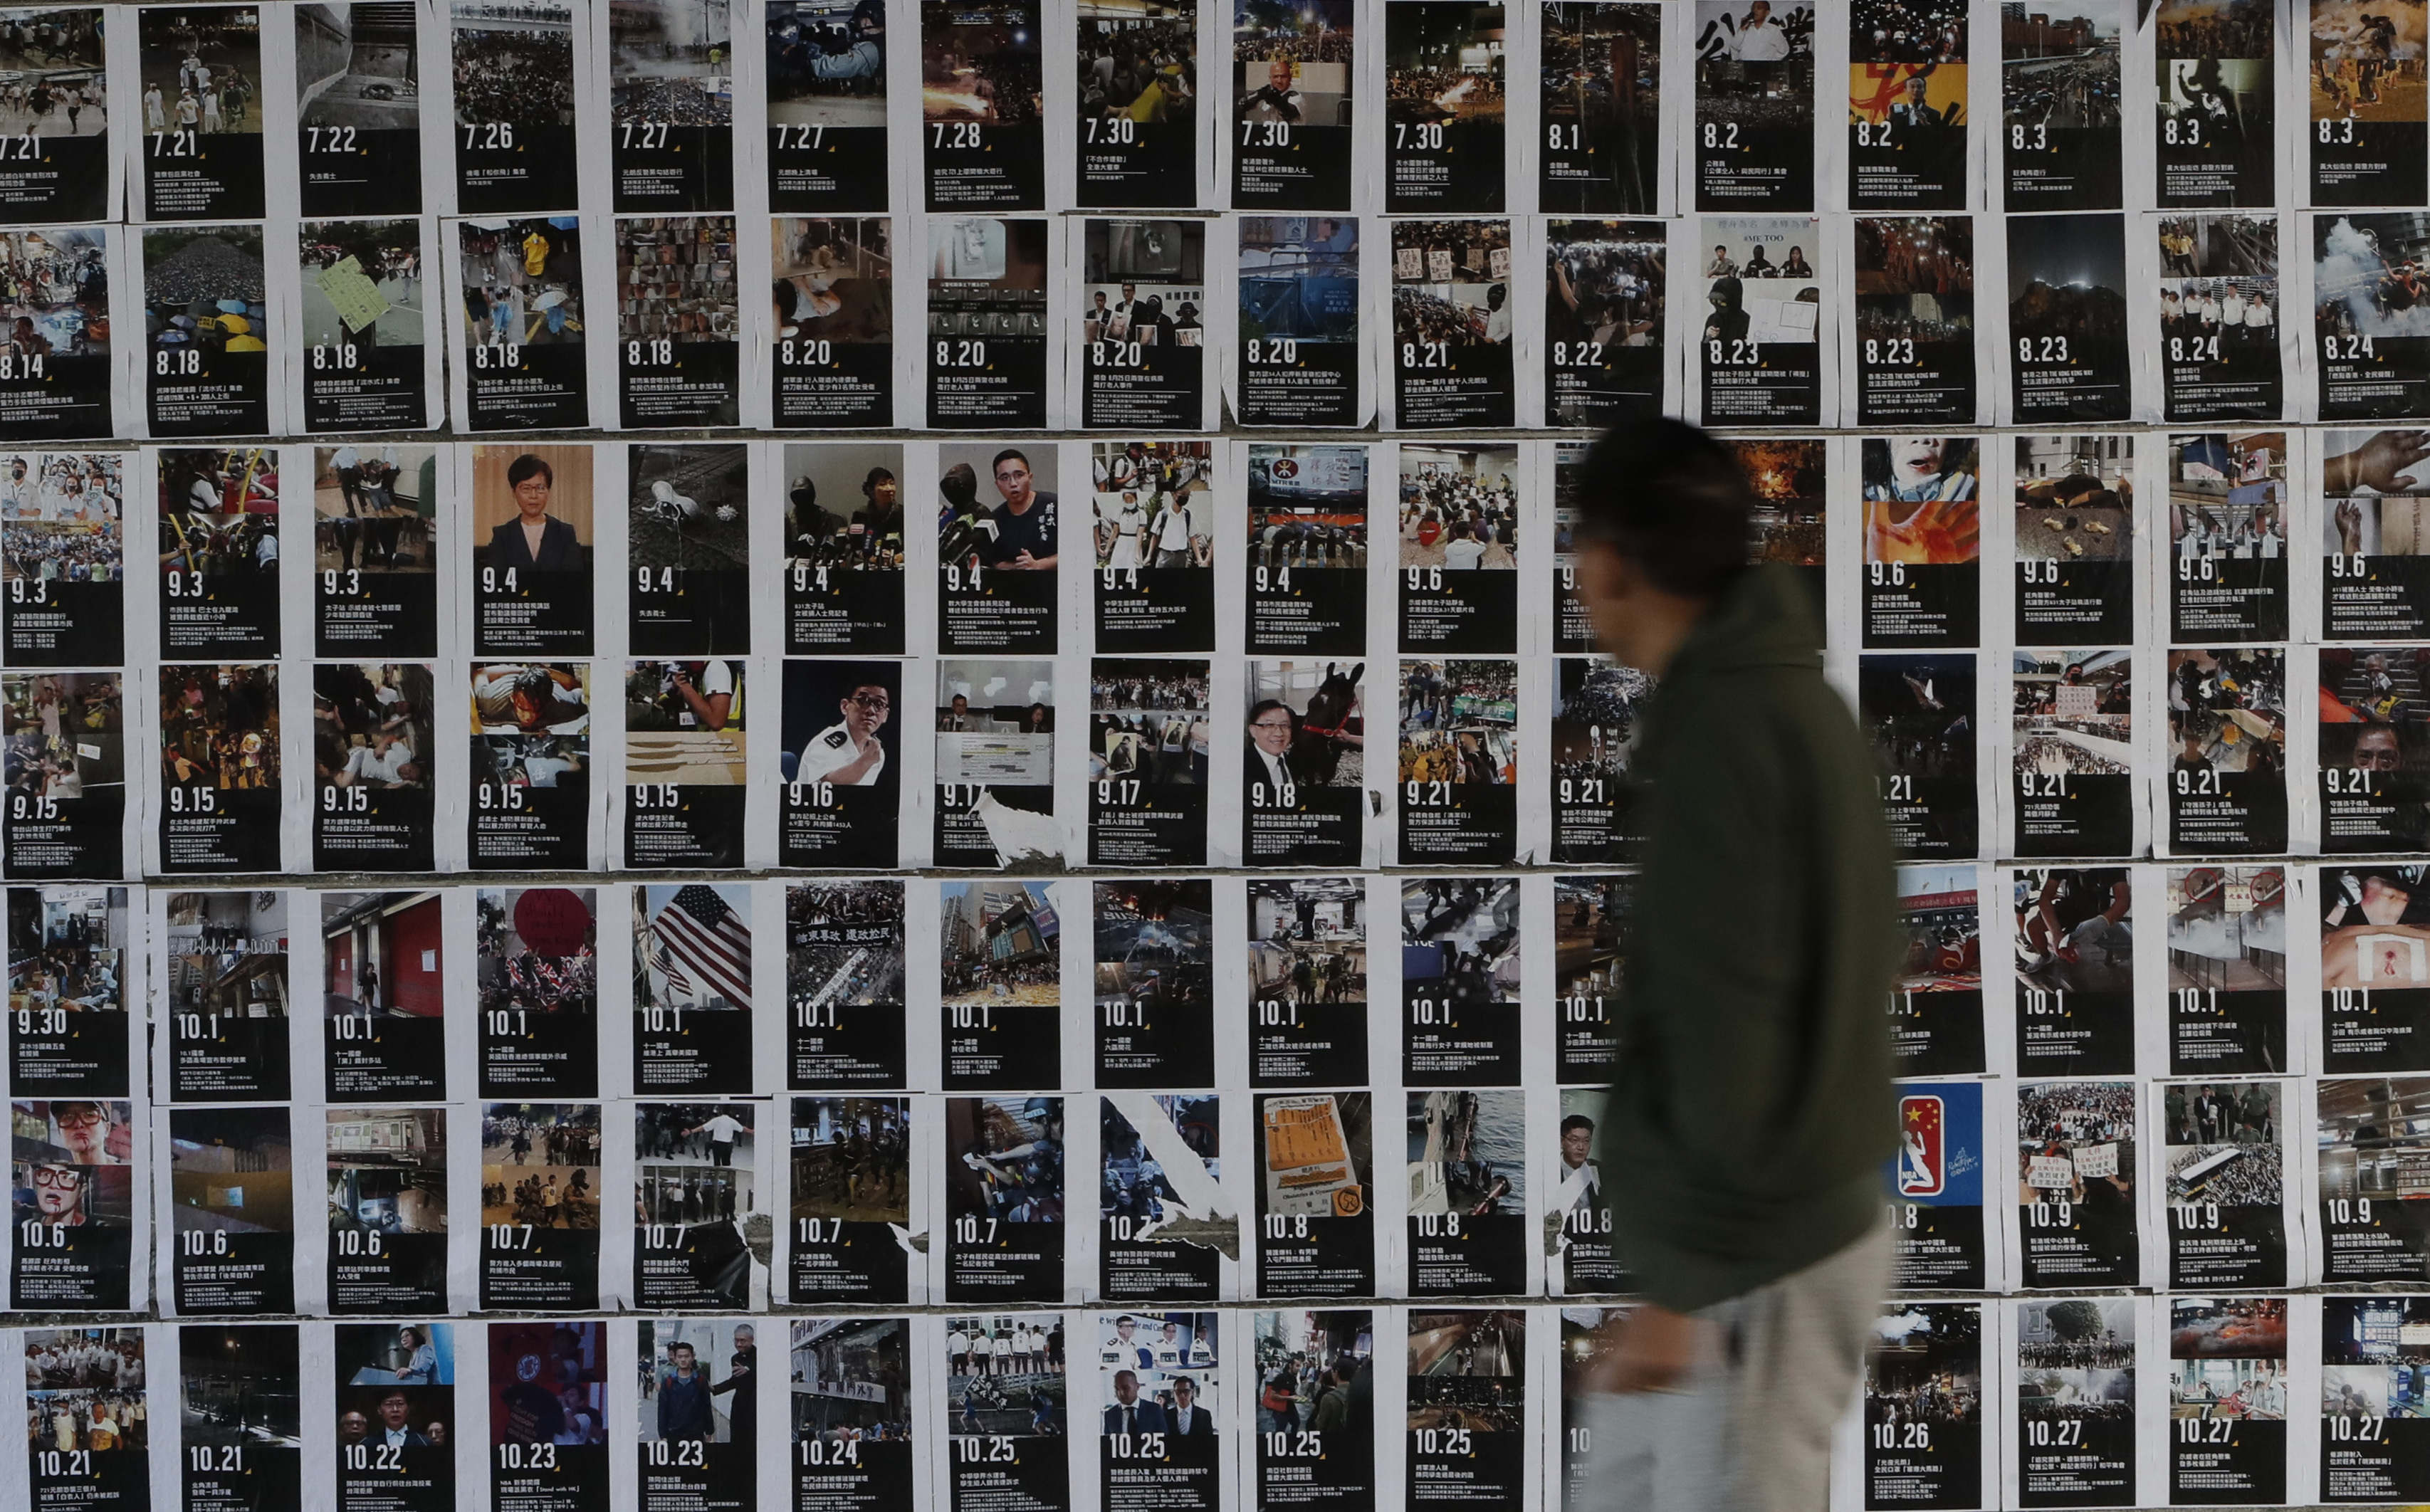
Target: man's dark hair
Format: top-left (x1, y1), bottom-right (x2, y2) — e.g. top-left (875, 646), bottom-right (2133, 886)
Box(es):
top-left (1561, 1114), bottom-right (1594, 1135)
top-left (1331, 1356), bottom-right (1358, 1384)
top-left (1571, 418), bottom-right (1754, 598)
top-left (1247, 698), bottom-right (1294, 728)
top-left (991, 448), bottom-right (1031, 473)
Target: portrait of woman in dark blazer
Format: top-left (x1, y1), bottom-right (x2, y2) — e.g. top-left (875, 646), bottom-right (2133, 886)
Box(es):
top-left (486, 453), bottom-right (585, 573)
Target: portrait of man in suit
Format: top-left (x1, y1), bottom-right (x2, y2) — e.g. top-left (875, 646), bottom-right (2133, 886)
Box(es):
top-left (1102, 1369), bottom-right (1168, 1437)
top-left (1167, 1375), bottom-right (1215, 1437)
top-left (373, 1390), bottom-right (431, 1448)
top-left (1245, 698), bottom-right (1299, 802)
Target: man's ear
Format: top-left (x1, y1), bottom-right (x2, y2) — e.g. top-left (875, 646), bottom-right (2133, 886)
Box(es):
top-left (1572, 538), bottom-right (1635, 602)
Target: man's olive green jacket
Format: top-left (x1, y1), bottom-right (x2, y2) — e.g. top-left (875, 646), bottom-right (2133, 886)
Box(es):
top-left (1599, 563), bottom-right (1902, 1313)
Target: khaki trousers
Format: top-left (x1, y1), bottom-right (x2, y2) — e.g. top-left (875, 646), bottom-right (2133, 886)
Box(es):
top-left (1581, 1223), bottom-right (1892, 1512)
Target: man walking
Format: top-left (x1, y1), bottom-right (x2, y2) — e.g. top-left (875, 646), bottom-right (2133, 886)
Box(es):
top-left (1566, 419), bottom-right (1899, 1510)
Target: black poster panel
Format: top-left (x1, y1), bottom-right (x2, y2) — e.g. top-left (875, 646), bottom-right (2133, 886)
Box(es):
top-left (1544, 220), bottom-right (1668, 427)
top-left (2015, 1087), bottom-right (2140, 1291)
top-left (168, 1108), bottom-right (298, 1315)
top-left (1232, 1), bottom-right (1356, 209)
top-left (478, 1103), bottom-right (603, 1311)
top-left (2013, 433), bottom-right (2136, 644)
top-left (790, 1096), bottom-right (913, 1303)
top-left (2, 671), bottom-right (127, 881)
top-left (1237, 217), bottom-right (1362, 428)
top-left (475, 888), bottom-right (600, 1100)
top-left (943, 1097), bottom-right (1067, 1303)
top-left (1857, 653), bottom-right (1978, 861)
top-left (2320, 1296), bottom-right (2430, 1502)
top-left (449, 4), bottom-right (582, 214)
top-left (485, 1321), bottom-right (610, 1512)
top-left (773, 218), bottom-right (897, 428)
top-left (2164, 865), bottom-right (2287, 1078)
top-left (1383, 1), bottom-right (1507, 212)
top-left (0, 228), bottom-right (114, 440)
top-left (1687, 0), bottom-right (1815, 210)
top-left (1074, 0), bottom-right (1200, 208)
top-left (143, 226), bottom-right (273, 438)
top-left (1853, 216), bottom-right (1979, 426)
top-left (939, 881), bottom-right (1062, 1090)
top-left (928, 219), bottom-right (1052, 431)
top-left (786, 881), bottom-right (907, 1090)
top-left (160, 890), bottom-right (292, 1105)
top-left (2006, 211), bottom-right (2131, 421)
top-left (1859, 1305), bottom-right (1985, 1511)
top-left (1253, 1092), bottom-right (1373, 1298)
top-left (298, 220), bottom-right (431, 433)
top-left (0, 11), bottom-right (111, 221)
top-left (2152, 0), bottom-right (2275, 208)
top-left (180, 1325), bottom-right (303, 1512)
top-left (2155, 213), bottom-right (2283, 422)
top-left (921, 0), bottom-right (1047, 209)
top-left (1403, 1310), bottom-right (1526, 1508)
top-left (469, 664), bottom-right (596, 873)
top-left (137, 6), bottom-right (267, 221)
top-left (2165, 647), bottom-right (2288, 856)
top-left (1998, 1), bottom-right (2124, 211)
top-left (781, 662), bottom-right (903, 871)
top-left (1539, 4), bottom-right (1663, 214)
top-left (2164, 1297), bottom-right (2286, 1506)
top-left (782, 443), bottom-right (908, 653)
top-left (1245, 879), bottom-right (1370, 1088)
top-left (1846, 12), bottom-right (1968, 211)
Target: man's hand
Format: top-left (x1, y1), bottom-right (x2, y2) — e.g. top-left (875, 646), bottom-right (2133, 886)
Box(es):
top-left (1586, 1303), bottom-right (1704, 1395)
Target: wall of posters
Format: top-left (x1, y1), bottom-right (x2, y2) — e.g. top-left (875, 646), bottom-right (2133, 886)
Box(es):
top-left (44, 7), bottom-right (2430, 1508)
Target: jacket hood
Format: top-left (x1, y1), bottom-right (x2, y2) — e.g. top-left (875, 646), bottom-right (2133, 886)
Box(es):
top-left (1662, 563), bottom-right (1825, 678)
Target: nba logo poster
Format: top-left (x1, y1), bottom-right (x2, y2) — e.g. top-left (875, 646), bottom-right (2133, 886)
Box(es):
top-left (1882, 1078), bottom-right (1988, 1291)
top-left (1898, 1092), bottom-right (1948, 1195)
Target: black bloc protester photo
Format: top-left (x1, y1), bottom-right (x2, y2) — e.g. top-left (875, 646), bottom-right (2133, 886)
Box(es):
top-left (1544, 220), bottom-right (1669, 429)
top-left (1696, 216), bottom-right (1824, 425)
